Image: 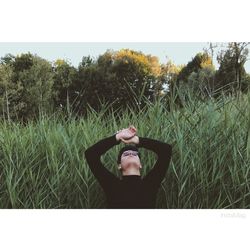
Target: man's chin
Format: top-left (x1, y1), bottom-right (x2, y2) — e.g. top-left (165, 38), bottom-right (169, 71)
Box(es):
top-left (126, 162), bottom-right (140, 168)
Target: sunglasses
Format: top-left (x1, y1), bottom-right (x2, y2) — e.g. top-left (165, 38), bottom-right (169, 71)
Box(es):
top-left (122, 151), bottom-right (139, 157)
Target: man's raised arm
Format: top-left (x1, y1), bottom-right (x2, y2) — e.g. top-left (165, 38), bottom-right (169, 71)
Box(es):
top-left (84, 134), bottom-right (121, 191)
top-left (137, 136), bottom-right (172, 189)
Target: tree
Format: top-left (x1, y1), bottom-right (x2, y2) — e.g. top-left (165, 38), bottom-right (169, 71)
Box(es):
top-left (18, 55), bottom-right (54, 120)
top-left (0, 53), bottom-right (15, 65)
top-left (170, 52), bottom-right (214, 107)
top-left (0, 53), bottom-right (54, 121)
top-left (0, 63), bottom-right (24, 121)
top-left (110, 49), bottom-right (158, 107)
top-left (52, 59), bottom-right (77, 110)
top-left (177, 52), bottom-right (213, 85)
top-left (215, 42), bottom-right (249, 93)
top-left (187, 65), bottom-right (216, 98)
top-left (161, 59), bottom-right (183, 95)
top-left (72, 49), bottom-right (162, 115)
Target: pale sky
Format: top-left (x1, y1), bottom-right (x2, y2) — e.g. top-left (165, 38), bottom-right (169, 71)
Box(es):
top-left (0, 42), bottom-right (249, 72)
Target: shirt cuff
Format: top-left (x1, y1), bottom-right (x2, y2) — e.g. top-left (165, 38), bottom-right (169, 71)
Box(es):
top-left (112, 133), bottom-right (121, 144)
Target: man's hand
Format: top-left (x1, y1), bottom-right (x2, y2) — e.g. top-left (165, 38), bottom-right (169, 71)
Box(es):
top-left (120, 135), bottom-right (139, 145)
top-left (115, 125), bottom-right (137, 141)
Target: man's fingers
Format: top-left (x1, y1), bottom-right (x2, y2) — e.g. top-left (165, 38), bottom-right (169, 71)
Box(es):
top-left (129, 125), bottom-right (137, 132)
top-left (129, 126), bottom-right (136, 132)
top-left (121, 138), bottom-right (127, 143)
top-left (127, 135), bottom-right (134, 139)
top-left (121, 137), bottom-right (133, 144)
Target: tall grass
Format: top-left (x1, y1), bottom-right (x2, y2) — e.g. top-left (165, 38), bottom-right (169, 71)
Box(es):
top-left (0, 87), bottom-right (249, 208)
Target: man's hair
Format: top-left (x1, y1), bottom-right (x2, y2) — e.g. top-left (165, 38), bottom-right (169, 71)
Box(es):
top-left (117, 145), bottom-right (140, 164)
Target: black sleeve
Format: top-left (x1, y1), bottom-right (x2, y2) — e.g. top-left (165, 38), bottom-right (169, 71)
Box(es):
top-left (84, 134), bottom-right (120, 192)
top-left (137, 137), bottom-right (172, 189)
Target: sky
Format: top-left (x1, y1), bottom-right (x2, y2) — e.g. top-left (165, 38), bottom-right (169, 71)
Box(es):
top-left (0, 42), bottom-right (250, 72)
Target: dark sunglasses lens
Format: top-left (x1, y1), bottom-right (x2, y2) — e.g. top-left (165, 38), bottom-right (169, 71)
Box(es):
top-left (123, 151), bottom-right (138, 156)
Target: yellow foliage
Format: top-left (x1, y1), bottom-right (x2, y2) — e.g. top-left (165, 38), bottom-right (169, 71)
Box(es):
top-left (162, 60), bottom-right (183, 75)
top-left (201, 56), bottom-right (213, 69)
top-left (113, 49), bottom-right (161, 76)
top-left (54, 59), bottom-right (67, 67)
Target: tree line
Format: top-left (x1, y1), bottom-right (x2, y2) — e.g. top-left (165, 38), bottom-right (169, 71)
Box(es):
top-left (0, 42), bottom-right (249, 122)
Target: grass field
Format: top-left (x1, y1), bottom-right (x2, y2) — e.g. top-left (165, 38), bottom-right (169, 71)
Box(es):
top-left (0, 89), bottom-right (250, 208)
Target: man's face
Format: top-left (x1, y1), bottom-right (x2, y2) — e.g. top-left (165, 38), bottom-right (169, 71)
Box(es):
top-left (119, 150), bottom-right (142, 170)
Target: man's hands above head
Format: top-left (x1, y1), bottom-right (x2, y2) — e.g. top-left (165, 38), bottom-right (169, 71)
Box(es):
top-left (120, 135), bottom-right (139, 145)
top-left (115, 125), bottom-right (139, 144)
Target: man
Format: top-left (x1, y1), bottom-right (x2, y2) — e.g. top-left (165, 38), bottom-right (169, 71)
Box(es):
top-left (84, 125), bottom-right (172, 208)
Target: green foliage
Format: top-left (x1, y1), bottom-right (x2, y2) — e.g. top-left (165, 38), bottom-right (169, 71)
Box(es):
top-left (241, 73), bottom-right (250, 93)
top-left (72, 49), bottom-right (161, 115)
top-left (0, 53), bottom-right (15, 65)
top-left (0, 53), bottom-right (54, 121)
top-left (177, 52), bottom-right (213, 84)
top-left (215, 42), bottom-right (249, 93)
top-left (187, 65), bottom-right (216, 97)
top-left (0, 86), bottom-right (249, 208)
top-left (13, 53), bottom-right (34, 74)
top-left (0, 63), bottom-right (24, 121)
top-left (0, 46), bottom-right (249, 123)
top-left (52, 59), bottom-right (77, 109)
top-left (111, 49), bottom-right (158, 105)
top-left (18, 56), bottom-right (54, 120)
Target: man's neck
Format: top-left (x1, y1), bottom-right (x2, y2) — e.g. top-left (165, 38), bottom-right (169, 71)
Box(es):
top-left (122, 168), bottom-right (141, 176)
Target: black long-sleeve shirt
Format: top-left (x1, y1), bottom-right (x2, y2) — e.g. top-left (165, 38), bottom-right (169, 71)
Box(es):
top-left (84, 134), bottom-right (172, 208)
